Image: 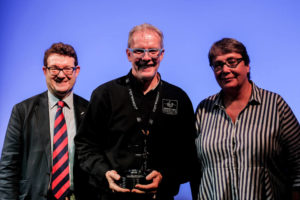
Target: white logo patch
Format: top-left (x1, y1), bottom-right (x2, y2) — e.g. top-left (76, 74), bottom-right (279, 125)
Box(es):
top-left (162, 99), bottom-right (178, 115)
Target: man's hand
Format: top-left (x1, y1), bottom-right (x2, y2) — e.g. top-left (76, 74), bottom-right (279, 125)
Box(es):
top-left (105, 170), bottom-right (130, 193)
top-left (131, 170), bottom-right (162, 194)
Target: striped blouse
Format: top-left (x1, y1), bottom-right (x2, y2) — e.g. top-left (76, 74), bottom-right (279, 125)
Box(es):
top-left (195, 82), bottom-right (300, 200)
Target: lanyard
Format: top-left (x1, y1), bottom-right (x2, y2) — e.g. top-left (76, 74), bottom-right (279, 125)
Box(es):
top-left (125, 76), bottom-right (162, 136)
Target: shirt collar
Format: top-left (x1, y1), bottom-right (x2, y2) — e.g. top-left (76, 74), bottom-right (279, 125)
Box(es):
top-left (48, 90), bottom-right (74, 110)
top-left (127, 70), bottom-right (161, 93)
top-left (249, 81), bottom-right (262, 104)
top-left (213, 81), bottom-right (261, 109)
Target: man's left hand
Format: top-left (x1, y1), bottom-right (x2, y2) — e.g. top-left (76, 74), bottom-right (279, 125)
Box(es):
top-left (131, 170), bottom-right (162, 194)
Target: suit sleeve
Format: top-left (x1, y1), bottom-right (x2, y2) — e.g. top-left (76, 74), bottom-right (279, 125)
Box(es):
top-left (0, 105), bottom-right (24, 199)
top-left (75, 88), bottom-right (111, 191)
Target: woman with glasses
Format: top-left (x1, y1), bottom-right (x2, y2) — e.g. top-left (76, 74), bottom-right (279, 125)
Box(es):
top-left (195, 38), bottom-right (300, 200)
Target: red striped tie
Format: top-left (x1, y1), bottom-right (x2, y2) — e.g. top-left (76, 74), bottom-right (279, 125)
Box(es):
top-left (52, 101), bottom-right (70, 200)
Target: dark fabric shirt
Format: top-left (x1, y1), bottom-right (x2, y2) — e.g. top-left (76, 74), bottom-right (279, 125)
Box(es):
top-left (195, 82), bottom-right (300, 200)
top-left (75, 72), bottom-right (198, 200)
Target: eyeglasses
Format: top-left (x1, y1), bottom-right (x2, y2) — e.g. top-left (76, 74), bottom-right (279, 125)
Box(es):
top-left (128, 48), bottom-right (163, 58)
top-left (46, 66), bottom-right (77, 76)
top-left (211, 58), bottom-right (243, 71)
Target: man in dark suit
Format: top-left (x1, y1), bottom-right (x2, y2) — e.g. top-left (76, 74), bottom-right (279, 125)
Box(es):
top-left (0, 42), bottom-right (90, 200)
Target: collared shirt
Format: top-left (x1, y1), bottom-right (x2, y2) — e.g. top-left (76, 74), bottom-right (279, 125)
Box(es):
top-left (48, 91), bottom-right (76, 190)
top-left (195, 82), bottom-right (300, 200)
top-left (75, 71), bottom-right (198, 199)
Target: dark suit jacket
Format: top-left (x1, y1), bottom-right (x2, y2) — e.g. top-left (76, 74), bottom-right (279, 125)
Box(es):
top-left (0, 91), bottom-right (90, 200)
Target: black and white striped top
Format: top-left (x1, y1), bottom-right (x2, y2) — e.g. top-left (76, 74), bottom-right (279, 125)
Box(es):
top-left (195, 82), bottom-right (300, 200)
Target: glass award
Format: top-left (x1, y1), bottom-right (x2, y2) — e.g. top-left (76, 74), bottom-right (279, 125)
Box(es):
top-left (117, 137), bottom-right (152, 189)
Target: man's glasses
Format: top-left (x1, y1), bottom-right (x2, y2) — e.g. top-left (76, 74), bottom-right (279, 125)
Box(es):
top-left (128, 48), bottom-right (163, 58)
top-left (211, 58), bottom-right (243, 72)
top-left (46, 66), bottom-right (77, 76)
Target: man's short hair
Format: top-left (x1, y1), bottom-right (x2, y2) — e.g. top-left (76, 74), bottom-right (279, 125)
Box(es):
top-left (208, 38), bottom-right (250, 79)
top-left (128, 23), bottom-right (164, 48)
top-left (44, 42), bottom-right (78, 66)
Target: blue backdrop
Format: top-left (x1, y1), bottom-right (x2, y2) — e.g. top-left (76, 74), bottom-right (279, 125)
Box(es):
top-left (1, 1), bottom-right (299, 199)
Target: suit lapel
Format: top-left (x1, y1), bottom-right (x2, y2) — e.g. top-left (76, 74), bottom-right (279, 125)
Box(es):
top-left (73, 94), bottom-right (86, 129)
top-left (36, 92), bottom-right (52, 172)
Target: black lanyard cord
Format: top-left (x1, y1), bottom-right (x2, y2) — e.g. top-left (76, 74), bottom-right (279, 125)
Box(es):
top-left (125, 77), bottom-right (162, 135)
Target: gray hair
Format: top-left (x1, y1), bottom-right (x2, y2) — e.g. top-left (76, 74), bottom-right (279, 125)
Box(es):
top-left (127, 23), bottom-right (164, 48)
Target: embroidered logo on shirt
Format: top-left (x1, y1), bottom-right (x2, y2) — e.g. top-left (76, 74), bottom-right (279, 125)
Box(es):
top-left (162, 99), bottom-right (178, 115)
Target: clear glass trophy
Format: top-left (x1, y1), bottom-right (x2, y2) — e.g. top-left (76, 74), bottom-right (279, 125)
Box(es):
top-left (117, 136), bottom-right (152, 189)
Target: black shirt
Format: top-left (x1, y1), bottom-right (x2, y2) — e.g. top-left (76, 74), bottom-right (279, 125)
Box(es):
top-left (75, 72), bottom-right (198, 200)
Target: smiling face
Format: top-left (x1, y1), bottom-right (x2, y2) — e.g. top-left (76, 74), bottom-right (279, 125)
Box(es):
top-left (43, 53), bottom-right (80, 99)
top-left (213, 52), bottom-right (250, 92)
top-left (126, 30), bottom-right (164, 82)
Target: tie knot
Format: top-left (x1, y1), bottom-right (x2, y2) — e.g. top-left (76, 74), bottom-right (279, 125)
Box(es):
top-left (57, 101), bottom-right (64, 108)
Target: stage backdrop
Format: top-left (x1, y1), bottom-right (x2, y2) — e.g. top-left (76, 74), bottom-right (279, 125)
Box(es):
top-left (0, 1), bottom-right (299, 199)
